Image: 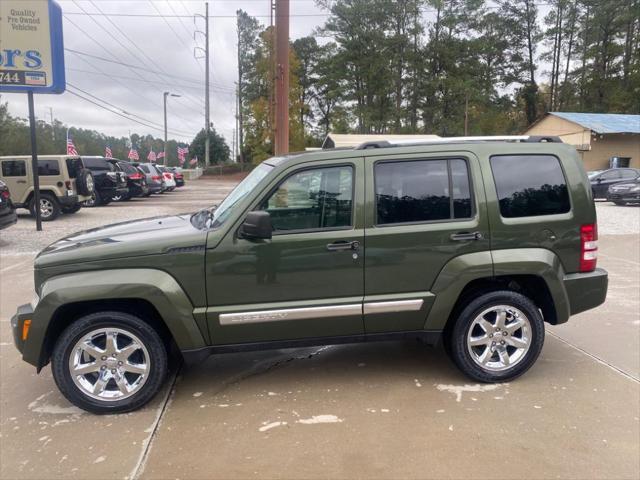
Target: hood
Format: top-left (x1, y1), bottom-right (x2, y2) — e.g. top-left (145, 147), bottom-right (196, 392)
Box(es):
top-left (35, 214), bottom-right (207, 268)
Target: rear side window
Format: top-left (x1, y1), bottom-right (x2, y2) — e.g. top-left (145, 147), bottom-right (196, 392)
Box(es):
top-left (375, 159), bottom-right (473, 225)
top-left (37, 159), bottom-right (60, 176)
top-left (490, 154), bottom-right (570, 218)
top-left (66, 158), bottom-right (83, 178)
top-left (82, 157), bottom-right (113, 171)
top-left (139, 165), bottom-right (150, 173)
top-left (119, 162), bottom-right (137, 174)
top-left (1, 160), bottom-right (26, 176)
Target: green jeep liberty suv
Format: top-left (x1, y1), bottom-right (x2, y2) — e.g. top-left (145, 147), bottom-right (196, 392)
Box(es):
top-left (11, 136), bottom-right (608, 413)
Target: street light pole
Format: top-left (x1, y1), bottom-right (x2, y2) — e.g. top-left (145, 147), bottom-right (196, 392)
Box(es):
top-left (163, 91), bottom-right (180, 166)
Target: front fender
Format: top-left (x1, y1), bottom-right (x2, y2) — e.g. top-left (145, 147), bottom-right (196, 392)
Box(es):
top-left (423, 249), bottom-right (570, 330)
top-left (23, 269), bottom-right (207, 367)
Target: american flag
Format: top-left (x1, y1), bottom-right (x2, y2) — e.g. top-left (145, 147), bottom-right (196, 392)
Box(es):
top-left (147, 149), bottom-right (157, 162)
top-left (66, 131), bottom-right (78, 155)
top-left (157, 151), bottom-right (165, 159)
top-left (128, 147), bottom-right (139, 161)
top-left (105, 145), bottom-right (112, 158)
top-left (177, 146), bottom-right (189, 162)
top-left (189, 156), bottom-right (198, 166)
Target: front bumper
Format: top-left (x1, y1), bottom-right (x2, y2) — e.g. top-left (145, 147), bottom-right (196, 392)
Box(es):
top-left (607, 191), bottom-right (640, 203)
top-left (11, 302), bottom-right (34, 357)
top-left (563, 268), bottom-right (608, 316)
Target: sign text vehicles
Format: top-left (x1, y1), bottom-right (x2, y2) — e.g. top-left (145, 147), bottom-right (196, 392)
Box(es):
top-left (0, 0), bottom-right (65, 94)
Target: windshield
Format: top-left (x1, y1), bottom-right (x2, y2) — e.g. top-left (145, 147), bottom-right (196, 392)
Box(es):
top-left (587, 170), bottom-right (604, 179)
top-left (191, 162), bottom-right (273, 229)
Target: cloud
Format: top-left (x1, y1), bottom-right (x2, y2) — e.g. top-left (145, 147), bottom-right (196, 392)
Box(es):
top-left (3, 0), bottom-right (326, 145)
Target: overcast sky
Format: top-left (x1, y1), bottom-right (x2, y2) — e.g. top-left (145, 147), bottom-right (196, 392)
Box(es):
top-left (2, 0), bottom-right (327, 146)
top-left (2, 0), bottom-right (552, 148)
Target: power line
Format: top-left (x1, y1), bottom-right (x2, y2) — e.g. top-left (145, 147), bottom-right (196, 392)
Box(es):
top-left (66, 88), bottom-right (193, 138)
top-left (63, 11), bottom-right (330, 18)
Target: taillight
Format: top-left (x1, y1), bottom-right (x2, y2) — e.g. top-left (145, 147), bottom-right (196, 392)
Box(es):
top-left (580, 223), bottom-right (598, 272)
top-left (1, 190), bottom-right (10, 200)
top-left (64, 180), bottom-right (72, 190)
top-left (152, 175), bottom-right (161, 181)
top-left (129, 173), bottom-right (143, 180)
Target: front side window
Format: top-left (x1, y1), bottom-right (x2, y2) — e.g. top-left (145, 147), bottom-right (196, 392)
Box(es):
top-left (490, 154), bottom-right (570, 218)
top-left (82, 157), bottom-right (112, 171)
top-left (37, 159), bottom-right (60, 176)
top-left (261, 165), bottom-right (353, 232)
top-left (375, 159), bottom-right (472, 225)
top-left (1, 160), bottom-right (26, 177)
top-left (620, 169), bottom-right (638, 179)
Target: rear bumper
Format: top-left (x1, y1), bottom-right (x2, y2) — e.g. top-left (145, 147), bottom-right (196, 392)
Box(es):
top-left (58, 194), bottom-right (79, 207)
top-left (563, 268), bottom-right (608, 316)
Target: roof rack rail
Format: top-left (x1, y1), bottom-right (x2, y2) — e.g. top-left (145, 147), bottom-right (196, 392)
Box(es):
top-left (354, 135), bottom-right (562, 150)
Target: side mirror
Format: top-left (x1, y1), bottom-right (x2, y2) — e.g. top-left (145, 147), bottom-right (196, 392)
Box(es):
top-left (240, 211), bottom-right (272, 240)
top-left (596, 178), bottom-right (602, 183)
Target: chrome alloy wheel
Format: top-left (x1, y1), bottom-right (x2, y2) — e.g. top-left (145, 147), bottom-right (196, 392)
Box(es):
top-left (466, 305), bottom-right (532, 372)
top-left (40, 198), bottom-right (54, 218)
top-left (69, 328), bottom-right (150, 401)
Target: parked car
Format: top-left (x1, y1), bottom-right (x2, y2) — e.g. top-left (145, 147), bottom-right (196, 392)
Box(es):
top-left (81, 156), bottom-right (129, 207)
top-left (107, 159), bottom-right (149, 200)
top-left (0, 180), bottom-right (18, 230)
top-left (588, 167), bottom-right (640, 199)
top-left (157, 166), bottom-right (176, 191)
top-left (607, 178), bottom-right (640, 205)
top-left (169, 167), bottom-right (185, 187)
top-left (11, 136), bottom-right (608, 413)
top-left (133, 162), bottom-right (164, 195)
top-left (0, 155), bottom-right (93, 221)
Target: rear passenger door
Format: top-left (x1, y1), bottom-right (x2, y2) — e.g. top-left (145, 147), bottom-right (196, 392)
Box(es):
top-left (363, 152), bottom-right (490, 333)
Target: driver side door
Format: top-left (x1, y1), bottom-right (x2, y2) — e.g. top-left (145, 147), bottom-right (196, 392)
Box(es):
top-left (205, 159), bottom-right (365, 345)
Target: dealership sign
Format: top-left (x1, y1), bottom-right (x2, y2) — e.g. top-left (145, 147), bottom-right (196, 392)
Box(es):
top-left (0, 0), bottom-right (65, 93)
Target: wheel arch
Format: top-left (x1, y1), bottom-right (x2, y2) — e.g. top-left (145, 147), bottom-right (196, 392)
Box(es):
top-left (424, 249), bottom-right (570, 332)
top-left (23, 269), bottom-right (208, 370)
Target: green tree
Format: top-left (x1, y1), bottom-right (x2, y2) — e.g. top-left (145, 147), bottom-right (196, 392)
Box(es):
top-left (190, 128), bottom-right (230, 165)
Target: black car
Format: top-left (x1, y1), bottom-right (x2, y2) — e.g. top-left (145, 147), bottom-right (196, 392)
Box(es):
top-left (169, 167), bottom-right (185, 187)
top-left (107, 159), bottom-right (149, 200)
top-left (81, 156), bottom-right (129, 206)
top-left (0, 180), bottom-right (17, 230)
top-left (588, 168), bottom-right (640, 199)
top-left (607, 178), bottom-right (640, 205)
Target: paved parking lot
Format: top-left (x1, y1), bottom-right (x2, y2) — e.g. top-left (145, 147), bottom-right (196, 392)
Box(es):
top-left (1, 179), bottom-right (638, 479)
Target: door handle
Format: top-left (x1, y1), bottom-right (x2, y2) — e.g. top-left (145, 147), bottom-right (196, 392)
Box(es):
top-left (326, 240), bottom-right (360, 251)
top-left (16, 180), bottom-right (27, 184)
top-left (450, 231), bottom-right (483, 241)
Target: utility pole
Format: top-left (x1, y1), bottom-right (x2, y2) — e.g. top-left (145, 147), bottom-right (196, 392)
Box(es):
top-left (274, 0), bottom-right (289, 155)
top-left (48, 107), bottom-right (55, 141)
top-left (204, 2), bottom-right (210, 167)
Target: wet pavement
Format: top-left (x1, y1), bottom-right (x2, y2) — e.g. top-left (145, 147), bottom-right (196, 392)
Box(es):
top-left (1, 179), bottom-right (638, 479)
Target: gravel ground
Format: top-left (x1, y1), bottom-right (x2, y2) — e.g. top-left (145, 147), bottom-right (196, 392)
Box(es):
top-left (595, 201), bottom-right (640, 235)
top-left (0, 177), bottom-right (237, 255)
top-left (1, 179), bottom-right (637, 256)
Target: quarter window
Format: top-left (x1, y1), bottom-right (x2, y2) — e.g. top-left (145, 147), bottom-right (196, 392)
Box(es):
top-left (1, 160), bottom-right (26, 177)
top-left (261, 166), bottom-right (353, 232)
top-left (375, 159), bottom-right (473, 225)
top-left (37, 159), bottom-right (60, 176)
top-left (490, 154), bottom-right (570, 218)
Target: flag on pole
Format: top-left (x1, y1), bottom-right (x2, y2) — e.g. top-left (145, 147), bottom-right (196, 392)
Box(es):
top-left (66, 131), bottom-right (78, 155)
top-left (177, 146), bottom-right (189, 164)
top-left (189, 156), bottom-right (198, 166)
top-left (128, 146), bottom-right (139, 161)
top-left (147, 149), bottom-right (157, 162)
top-left (105, 145), bottom-right (112, 158)
top-left (157, 151), bottom-right (165, 159)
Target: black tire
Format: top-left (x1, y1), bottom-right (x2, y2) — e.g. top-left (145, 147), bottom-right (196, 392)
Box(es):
top-left (61, 204), bottom-right (82, 214)
top-left (447, 290), bottom-right (545, 383)
top-left (51, 311), bottom-right (168, 414)
top-left (76, 169), bottom-right (94, 196)
top-left (29, 192), bottom-right (61, 221)
top-left (83, 189), bottom-right (101, 207)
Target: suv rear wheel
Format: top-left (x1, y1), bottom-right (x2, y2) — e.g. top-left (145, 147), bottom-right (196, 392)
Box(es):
top-left (51, 312), bottom-right (168, 414)
top-left (447, 290), bottom-right (544, 382)
top-left (29, 193), bottom-right (60, 221)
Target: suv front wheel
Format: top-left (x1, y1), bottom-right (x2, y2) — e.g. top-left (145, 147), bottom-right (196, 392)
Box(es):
top-left (447, 290), bottom-right (545, 383)
top-left (51, 312), bottom-right (168, 414)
